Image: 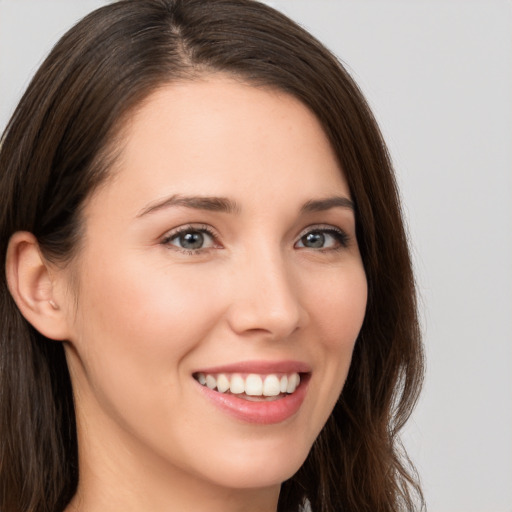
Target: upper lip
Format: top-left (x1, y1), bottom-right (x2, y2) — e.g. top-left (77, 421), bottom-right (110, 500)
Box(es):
top-left (193, 360), bottom-right (312, 375)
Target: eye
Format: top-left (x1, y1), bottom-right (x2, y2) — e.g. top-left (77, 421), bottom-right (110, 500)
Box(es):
top-left (295, 227), bottom-right (349, 250)
top-left (162, 225), bottom-right (217, 252)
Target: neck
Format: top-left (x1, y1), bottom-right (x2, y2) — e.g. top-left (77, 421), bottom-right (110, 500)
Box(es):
top-left (66, 481), bottom-right (279, 512)
top-left (65, 407), bottom-right (281, 512)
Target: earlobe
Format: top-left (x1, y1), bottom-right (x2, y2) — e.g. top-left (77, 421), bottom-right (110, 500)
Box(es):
top-left (6, 231), bottom-right (71, 341)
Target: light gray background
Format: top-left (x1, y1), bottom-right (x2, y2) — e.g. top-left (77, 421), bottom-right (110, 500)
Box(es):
top-left (1, 1), bottom-right (511, 511)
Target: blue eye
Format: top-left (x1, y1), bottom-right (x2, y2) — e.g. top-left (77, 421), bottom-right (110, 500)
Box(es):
top-left (163, 226), bottom-right (216, 251)
top-left (296, 228), bottom-right (349, 250)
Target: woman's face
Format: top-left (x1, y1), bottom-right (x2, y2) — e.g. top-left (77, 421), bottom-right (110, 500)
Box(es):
top-left (61, 76), bottom-right (367, 497)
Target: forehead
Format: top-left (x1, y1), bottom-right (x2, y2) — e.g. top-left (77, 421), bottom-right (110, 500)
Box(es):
top-left (86, 75), bottom-right (349, 219)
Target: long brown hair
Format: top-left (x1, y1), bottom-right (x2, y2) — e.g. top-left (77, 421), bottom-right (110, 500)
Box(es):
top-left (0, 1), bottom-right (424, 511)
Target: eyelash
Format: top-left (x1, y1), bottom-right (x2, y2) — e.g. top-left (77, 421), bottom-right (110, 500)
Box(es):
top-left (295, 225), bottom-right (350, 252)
top-left (161, 224), bottom-right (219, 255)
top-left (160, 224), bottom-right (350, 254)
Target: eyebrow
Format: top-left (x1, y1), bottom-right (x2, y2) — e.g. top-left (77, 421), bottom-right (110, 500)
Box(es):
top-left (300, 196), bottom-right (354, 213)
top-left (137, 194), bottom-right (241, 217)
top-left (137, 193), bottom-right (354, 218)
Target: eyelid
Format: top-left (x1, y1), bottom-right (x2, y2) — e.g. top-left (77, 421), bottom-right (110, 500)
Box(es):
top-left (160, 223), bottom-right (221, 252)
top-left (294, 224), bottom-right (350, 249)
top-left (159, 222), bottom-right (350, 254)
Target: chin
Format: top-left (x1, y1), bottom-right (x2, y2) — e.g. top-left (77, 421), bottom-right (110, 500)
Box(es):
top-left (203, 463), bottom-right (302, 491)
top-left (187, 435), bottom-right (312, 491)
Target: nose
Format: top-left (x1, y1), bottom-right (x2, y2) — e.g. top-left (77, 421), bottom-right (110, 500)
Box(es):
top-left (226, 247), bottom-right (307, 341)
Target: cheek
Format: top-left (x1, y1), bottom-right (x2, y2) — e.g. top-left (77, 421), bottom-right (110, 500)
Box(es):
top-left (66, 256), bottom-right (228, 452)
top-left (67, 255), bottom-right (224, 415)
top-left (304, 265), bottom-right (367, 419)
top-left (310, 264), bottom-right (368, 347)
top-left (77, 256), bottom-right (220, 350)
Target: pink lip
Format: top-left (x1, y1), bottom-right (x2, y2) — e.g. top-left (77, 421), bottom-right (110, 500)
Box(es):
top-left (193, 359), bottom-right (312, 375)
top-left (193, 361), bottom-right (311, 425)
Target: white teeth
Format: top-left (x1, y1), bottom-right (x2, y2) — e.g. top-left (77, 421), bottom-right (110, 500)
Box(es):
top-left (263, 375), bottom-right (281, 396)
top-left (279, 375), bottom-right (288, 393)
top-left (230, 374), bottom-right (245, 394)
top-left (245, 374), bottom-right (263, 396)
top-left (195, 372), bottom-right (302, 397)
top-left (206, 374), bottom-right (217, 390)
top-left (286, 373), bottom-right (300, 394)
top-left (216, 374), bottom-right (230, 393)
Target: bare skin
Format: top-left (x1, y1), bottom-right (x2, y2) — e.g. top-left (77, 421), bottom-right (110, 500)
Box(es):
top-left (8, 75), bottom-right (367, 512)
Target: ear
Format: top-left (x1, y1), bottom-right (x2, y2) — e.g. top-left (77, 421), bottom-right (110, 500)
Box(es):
top-left (6, 231), bottom-right (72, 341)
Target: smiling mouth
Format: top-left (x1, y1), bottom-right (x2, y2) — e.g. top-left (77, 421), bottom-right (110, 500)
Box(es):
top-left (193, 372), bottom-right (302, 401)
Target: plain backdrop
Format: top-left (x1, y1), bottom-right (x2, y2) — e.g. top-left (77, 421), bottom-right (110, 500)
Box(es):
top-left (1, 1), bottom-right (511, 511)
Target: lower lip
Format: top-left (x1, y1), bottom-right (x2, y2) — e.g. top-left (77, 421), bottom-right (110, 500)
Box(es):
top-left (196, 375), bottom-right (310, 425)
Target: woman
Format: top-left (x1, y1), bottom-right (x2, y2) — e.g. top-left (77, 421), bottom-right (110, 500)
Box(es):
top-left (0, 1), bottom-right (424, 511)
